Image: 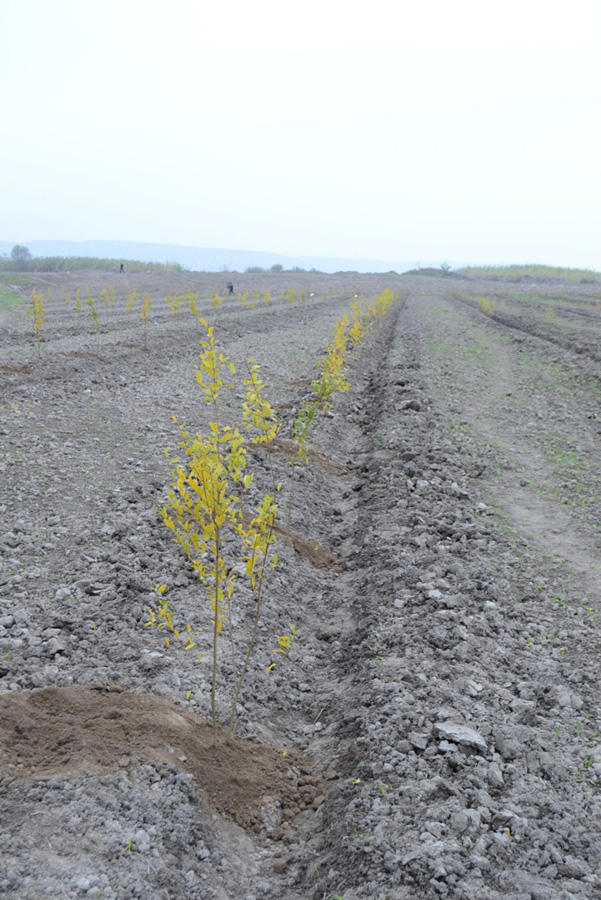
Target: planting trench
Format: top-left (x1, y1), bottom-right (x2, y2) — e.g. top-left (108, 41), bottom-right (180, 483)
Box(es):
top-left (1, 277), bottom-right (601, 898)
top-left (297, 294), bottom-right (601, 899)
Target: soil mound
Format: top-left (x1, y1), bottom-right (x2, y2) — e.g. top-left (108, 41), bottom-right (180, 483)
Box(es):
top-left (0, 686), bottom-right (314, 831)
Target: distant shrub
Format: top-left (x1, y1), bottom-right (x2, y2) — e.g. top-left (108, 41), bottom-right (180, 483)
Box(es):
top-left (8, 245), bottom-right (33, 272)
top-left (403, 266), bottom-right (457, 277)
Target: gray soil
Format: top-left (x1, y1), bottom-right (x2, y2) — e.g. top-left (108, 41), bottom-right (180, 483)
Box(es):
top-left (1, 270), bottom-right (600, 899)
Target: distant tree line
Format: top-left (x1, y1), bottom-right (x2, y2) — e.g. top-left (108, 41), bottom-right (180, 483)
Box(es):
top-left (0, 245), bottom-right (183, 273)
top-left (245, 263), bottom-right (323, 274)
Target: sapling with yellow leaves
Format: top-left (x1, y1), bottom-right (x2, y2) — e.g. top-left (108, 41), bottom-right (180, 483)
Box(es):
top-left (153, 320), bottom-right (283, 741)
top-left (368, 287), bottom-right (398, 319)
top-left (140, 293), bottom-right (151, 348)
top-left (242, 359), bottom-right (281, 445)
top-left (286, 312), bottom-right (351, 520)
top-left (99, 286), bottom-right (116, 319)
top-left (286, 291), bottom-right (399, 521)
top-left (185, 292), bottom-right (200, 317)
top-left (165, 291), bottom-right (182, 315)
top-left (29, 290), bottom-right (46, 341)
top-left (291, 401), bottom-right (317, 464)
top-left (85, 294), bottom-right (100, 336)
top-left (348, 299), bottom-right (373, 349)
top-left (311, 312), bottom-right (350, 407)
top-left (285, 399), bottom-right (318, 525)
top-left (227, 490), bottom-right (279, 736)
top-left (478, 296), bottom-right (496, 314)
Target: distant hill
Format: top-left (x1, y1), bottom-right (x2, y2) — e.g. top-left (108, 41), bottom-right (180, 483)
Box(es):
top-left (0, 239), bottom-right (418, 274)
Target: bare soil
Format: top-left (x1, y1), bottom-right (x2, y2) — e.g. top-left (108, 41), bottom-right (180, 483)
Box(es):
top-left (1, 270), bottom-right (601, 899)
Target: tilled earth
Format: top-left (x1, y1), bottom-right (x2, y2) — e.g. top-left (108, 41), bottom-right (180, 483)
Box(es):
top-left (1, 271), bottom-right (600, 899)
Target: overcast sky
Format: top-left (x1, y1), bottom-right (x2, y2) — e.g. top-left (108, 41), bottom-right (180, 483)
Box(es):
top-left (2, 0), bottom-right (601, 267)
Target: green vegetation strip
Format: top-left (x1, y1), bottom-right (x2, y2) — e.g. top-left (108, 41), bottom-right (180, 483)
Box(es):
top-left (457, 264), bottom-right (601, 284)
top-left (0, 256), bottom-right (182, 273)
top-left (0, 289), bottom-right (24, 307)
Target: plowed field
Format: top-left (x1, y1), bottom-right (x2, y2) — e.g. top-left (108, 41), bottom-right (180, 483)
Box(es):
top-left (1, 270), bottom-right (601, 899)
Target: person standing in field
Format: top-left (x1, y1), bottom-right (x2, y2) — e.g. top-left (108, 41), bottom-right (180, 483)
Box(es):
top-left (227, 281), bottom-right (234, 295)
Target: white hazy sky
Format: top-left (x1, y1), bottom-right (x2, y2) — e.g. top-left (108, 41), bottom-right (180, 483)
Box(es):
top-left (2, 0), bottom-right (601, 267)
